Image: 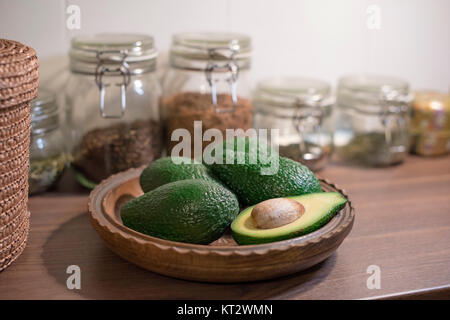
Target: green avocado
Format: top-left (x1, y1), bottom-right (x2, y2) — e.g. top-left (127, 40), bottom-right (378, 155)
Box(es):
top-left (222, 136), bottom-right (275, 154)
top-left (140, 156), bottom-right (216, 193)
top-left (231, 192), bottom-right (347, 245)
top-left (121, 179), bottom-right (239, 244)
top-left (206, 138), bottom-right (322, 205)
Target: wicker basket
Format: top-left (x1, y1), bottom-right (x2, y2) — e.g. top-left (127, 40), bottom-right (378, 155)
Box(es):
top-left (0, 39), bottom-right (38, 271)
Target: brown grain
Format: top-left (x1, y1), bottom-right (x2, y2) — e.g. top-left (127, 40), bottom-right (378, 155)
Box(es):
top-left (72, 120), bottom-right (163, 183)
top-left (162, 92), bottom-right (252, 155)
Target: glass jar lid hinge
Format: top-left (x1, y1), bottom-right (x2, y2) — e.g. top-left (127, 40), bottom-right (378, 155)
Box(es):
top-left (94, 50), bottom-right (131, 119)
top-left (205, 47), bottom-right (239, 113)
top-left (380, 92), bottom-right (411, 157)
top-left (293, 97), bottom-right (325, 162)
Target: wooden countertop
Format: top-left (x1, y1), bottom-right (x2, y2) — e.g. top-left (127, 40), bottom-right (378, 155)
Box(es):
top-left (1, 155), bottom-right (449, 300)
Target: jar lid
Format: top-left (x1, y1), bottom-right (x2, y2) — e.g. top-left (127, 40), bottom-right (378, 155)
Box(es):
top-left (337, 74), bottom-right (411, 113)
top-left (30, 88), bottom-right (59, 133)
top-left (69, 33), bottom-right (157, 74)
top-left (0, 39), bottom-right (39, 108)
top-left (413, 90), bottom-right (450, 113)
top-left (254, 77), bottom-right (332, 108)
top-left (170, 32), bottom-right (251, 61)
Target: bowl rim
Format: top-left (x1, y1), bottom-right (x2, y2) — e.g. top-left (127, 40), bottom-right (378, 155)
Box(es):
top-left (88, 166), bottom-right (355, 256)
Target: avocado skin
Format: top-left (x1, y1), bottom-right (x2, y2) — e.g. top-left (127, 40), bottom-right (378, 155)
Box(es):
top-left (140, 156), bottom-right (216, 193)
top-left (121, 179), bottom-right (239, 244)
top-left (222, 136), bottom-right (274, 154)
top-left (208, 150), bottom-right (322, 206)
top-left (232, 198), bottom-right (347, 245)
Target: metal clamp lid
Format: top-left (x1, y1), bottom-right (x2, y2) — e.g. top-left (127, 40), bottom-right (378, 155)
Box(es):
top-left (94, 50), bottom-right (131, 118)
top-left (70, 33), bottom-right (157, 76)
top-left (380, 91), bottom-right (412, 159)
top-left (204, 46), bottom-right (240, 113)
top-left (293, 96), bottom-right (326, 162)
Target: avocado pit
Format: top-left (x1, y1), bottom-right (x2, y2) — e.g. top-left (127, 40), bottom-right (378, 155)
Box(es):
top-left (251, 198), bottom-right (305, 229)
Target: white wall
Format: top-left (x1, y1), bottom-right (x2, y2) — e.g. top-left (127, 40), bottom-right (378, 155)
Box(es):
top-left (1, 0), bottom-right (449, 92)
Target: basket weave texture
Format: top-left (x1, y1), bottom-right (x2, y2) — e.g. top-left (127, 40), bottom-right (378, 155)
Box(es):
top-left (0, 39), bottom-right (38, 271)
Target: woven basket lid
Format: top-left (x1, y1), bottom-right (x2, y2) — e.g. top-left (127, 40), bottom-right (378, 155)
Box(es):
top-left (0, 39), bottom-right (39, 108)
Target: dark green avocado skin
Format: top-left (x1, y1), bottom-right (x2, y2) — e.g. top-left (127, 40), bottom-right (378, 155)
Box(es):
top-left (207, 140), bottom-right (322, 205)
top-left (139, 156), bottom-right (216, 193)
top-left (121, 179), bottom-right (239, 244)
top-left (232, 199), bottom-right (347, 245)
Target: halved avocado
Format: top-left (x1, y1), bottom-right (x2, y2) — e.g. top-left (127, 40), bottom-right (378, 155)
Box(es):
top-left (231, 192), bottom-right (347, 245)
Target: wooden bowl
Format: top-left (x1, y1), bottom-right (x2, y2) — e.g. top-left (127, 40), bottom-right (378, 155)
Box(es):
top-left (88, 167), bottom-right (355, 283)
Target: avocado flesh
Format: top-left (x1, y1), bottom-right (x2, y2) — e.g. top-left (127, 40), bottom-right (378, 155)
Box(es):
top-left (121, 179), bottom-right (240, 244)
top-left (231, 192), bottom-right (347, 245)
top-left (140, 156), bottom-right (217, 193)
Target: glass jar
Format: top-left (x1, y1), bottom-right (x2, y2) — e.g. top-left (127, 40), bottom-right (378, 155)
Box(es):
top-left (253, 77), bottom-right (334, 171)
top-left (410, 91), bottom-right (450, 156)
top-left (333, 75), bottom-right (411, 166)
top-left (29, 88), bottom-right (67, 194)
top-left (65, 33), bottom-right (163, 187)
top-left (162, 32), bottom-right (253, 158)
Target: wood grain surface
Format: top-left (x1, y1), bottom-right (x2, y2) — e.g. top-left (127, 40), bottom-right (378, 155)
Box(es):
top-left (0, 155), bottom-right (449, 299)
